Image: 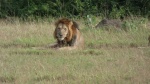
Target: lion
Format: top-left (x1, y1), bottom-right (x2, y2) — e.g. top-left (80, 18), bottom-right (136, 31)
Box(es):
top-left (50, 18), bottom-right (84, 50)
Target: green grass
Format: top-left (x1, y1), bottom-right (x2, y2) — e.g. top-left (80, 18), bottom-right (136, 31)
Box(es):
top-left (0, 17), bottom-right (150, 84)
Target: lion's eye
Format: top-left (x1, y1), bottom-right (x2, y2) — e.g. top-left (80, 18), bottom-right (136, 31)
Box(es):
top-left (63, 28), bottom-right (66, 31)
top-left (57, 27), bottom-right (61, 30)
top-left (63, 27), bottom-right (67, 31)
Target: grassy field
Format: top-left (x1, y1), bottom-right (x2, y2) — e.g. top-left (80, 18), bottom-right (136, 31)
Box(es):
top-left (0, 17), bottom-right (150, 84)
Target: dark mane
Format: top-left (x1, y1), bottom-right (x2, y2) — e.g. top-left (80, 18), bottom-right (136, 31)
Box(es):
top-left (73, 21), bottom-right (79, 30)
top-left (55, 18), bottom-right (71, 27)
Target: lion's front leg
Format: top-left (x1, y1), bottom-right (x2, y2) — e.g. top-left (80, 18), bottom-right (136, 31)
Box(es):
top-left (31, 43), bottom-right (59, 50)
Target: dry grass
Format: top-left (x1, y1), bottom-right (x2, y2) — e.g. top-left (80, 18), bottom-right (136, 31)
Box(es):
top-left (0, 17), bottom-right (150, 84)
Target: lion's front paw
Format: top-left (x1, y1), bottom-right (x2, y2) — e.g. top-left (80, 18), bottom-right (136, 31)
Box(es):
top-left (57, 47), bottom-right (76, 50)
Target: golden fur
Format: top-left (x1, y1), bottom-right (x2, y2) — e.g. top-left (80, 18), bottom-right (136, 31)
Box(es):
top-left (51, 18), bottom-right (84, 50)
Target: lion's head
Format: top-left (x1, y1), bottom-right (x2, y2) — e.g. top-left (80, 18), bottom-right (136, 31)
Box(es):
top-left (51, 18), bottom-right (84, 49)
top-left (54, 18), bottom-right (77, 42)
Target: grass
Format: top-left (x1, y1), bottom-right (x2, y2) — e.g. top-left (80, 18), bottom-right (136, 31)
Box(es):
top-left (0, 17), bottom-right (150, 84)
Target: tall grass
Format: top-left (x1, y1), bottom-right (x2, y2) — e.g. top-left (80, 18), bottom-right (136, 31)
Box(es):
top-left (0, 17), bottom-right (150, 84)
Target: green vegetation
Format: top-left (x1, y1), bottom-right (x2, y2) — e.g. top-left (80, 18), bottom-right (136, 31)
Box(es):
top-left (0, 0), bottom-right (150, 83)
top-left (0, 17), bottom-right (150, 84)
top-left (0, 0), bottom-right (150, 18)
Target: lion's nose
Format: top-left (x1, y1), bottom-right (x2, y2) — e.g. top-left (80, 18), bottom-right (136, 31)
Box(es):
top-left (59, 34), bottom-right (63, 37)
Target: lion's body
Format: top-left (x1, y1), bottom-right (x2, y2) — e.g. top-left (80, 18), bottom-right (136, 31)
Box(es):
top-left (51, 18), bottom-right (84, 50)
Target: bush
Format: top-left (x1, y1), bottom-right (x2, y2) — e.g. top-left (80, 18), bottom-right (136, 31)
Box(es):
top-left (0, 0), bottom-right (149, 18)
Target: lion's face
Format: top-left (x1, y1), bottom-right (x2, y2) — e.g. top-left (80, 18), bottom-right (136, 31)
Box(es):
top-left (55, 23), bottom-right (69, 41)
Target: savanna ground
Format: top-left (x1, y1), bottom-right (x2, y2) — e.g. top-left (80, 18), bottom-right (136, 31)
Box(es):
top-left (0, 17), bottom-right (150, 84)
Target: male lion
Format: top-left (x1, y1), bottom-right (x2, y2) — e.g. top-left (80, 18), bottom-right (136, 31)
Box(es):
top-left (51, 18), bottom-right (84, 50)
